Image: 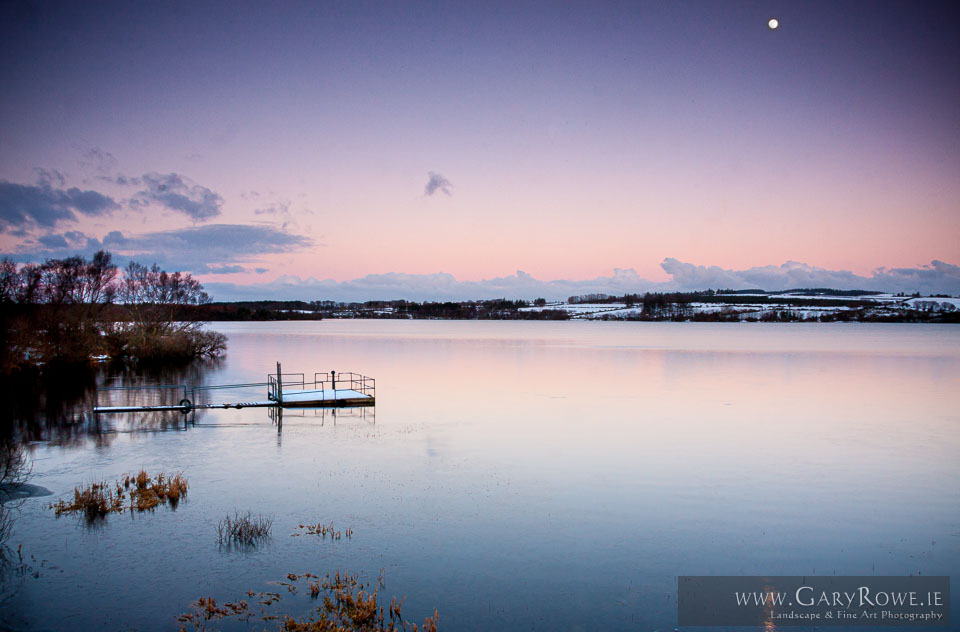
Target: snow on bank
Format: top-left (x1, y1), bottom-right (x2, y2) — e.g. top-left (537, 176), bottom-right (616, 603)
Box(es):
top-left (905, 297), bottom-right (960, 311)
top-left (516, 293), bottom-right (959, 320)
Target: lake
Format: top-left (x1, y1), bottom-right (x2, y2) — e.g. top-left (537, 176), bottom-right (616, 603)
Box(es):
top-left (2, 321), bottom-right (958, 630)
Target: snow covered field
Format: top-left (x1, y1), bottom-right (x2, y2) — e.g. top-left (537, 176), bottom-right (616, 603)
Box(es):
top-left (518, 293), bottom-right (959, 321)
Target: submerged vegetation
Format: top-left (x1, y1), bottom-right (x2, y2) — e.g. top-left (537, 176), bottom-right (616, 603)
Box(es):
top-left (216, 511), bottom-right (274, 546)
top-left (0, 251), bottom-right (226, 376)
top-left (50, 470), bottom-right (189, 520)
top-left (293, 521), bottom-right (353, 539)
top-left (176, 570), bottom-right (438, 632)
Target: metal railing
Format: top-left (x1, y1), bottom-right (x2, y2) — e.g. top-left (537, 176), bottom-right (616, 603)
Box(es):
top-left (313, 371), bottom-right (375, 397)
top-left (268, 372), bottom-right (305, 401)
top-left (97, 383), bottom-right (191, 409)
top-left (96, 368), bottom-right (375, 411)
top-left (267, 371), bottom-right (374, 401)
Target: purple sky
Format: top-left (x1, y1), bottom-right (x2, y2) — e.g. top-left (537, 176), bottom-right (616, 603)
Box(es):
top-left (2, 0), bottom-right (958, 299)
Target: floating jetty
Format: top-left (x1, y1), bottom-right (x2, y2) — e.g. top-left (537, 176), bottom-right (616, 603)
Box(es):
top-left (93, 363), bottom-right (375, 414)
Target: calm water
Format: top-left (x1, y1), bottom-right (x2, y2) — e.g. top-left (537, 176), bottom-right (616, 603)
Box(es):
top-left (3, 321), bottom-right (959, 630)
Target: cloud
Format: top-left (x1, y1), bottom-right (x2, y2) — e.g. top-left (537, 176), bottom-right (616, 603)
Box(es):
top-left (254, 201), bottom-right (290, 216)
top-left (35, 168), bottom-right (65, 187)
top-left (424, 172), bottom-right (452, 197)
top-left (202, 259), bottom-right (960, 302)
top-left (5, 224), bottom-right (311, 277)
top-left (126, 172), bottom-right (223, 221)
top-left (204, 267), bottom-right (660, 302)
top-left (98, 223), bottom-right (310, 269)
top-left (660, 258), bottom-right (960, 295)
top-left (0, 179), bottom-right (119, 230)
top-left (78, 146), bottom-right (118, 174)
top-left (202, 264), bottom-right (246, 274)
top-left (37, 234), bottom-right (69, 248)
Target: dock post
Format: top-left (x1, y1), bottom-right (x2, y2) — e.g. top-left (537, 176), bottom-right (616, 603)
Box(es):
top-left (276, 361), bottom-right (283, 405)
top-left (331, 370), bottom-right (336, 391)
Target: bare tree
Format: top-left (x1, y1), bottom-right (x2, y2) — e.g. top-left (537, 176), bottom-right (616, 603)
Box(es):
top-left (109, 261), bottom-right (224, 361)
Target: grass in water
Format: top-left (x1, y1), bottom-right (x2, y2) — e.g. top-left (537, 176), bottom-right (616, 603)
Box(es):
top-left (292, 521), bottom-right (353, 539)
top-left (216, 511), bottom-right (274, 546)
top-left (50, 481), bottom-right (125, 520)
top-left (176, 570), bottom-right (438, 632)
top-left (51, 469), bottom-right (188, 520)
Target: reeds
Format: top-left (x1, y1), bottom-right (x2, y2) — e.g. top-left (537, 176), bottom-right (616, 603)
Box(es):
top-left (51, 469), bottom-right (189, 520)
top-left (215, 511), bottom-right (273, 546)
top-left (125, 469), bottom-right (189, 510)
top-left (176, 570), bottom-right (438, 632)
top-left (292, 521), bottom-right (353, 539)
top-left (51, 481), bottom-right (124, 519)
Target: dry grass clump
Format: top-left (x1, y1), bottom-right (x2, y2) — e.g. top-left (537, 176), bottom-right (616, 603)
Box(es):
top-left (216, 511), bottom-right (274, 546)
top-left (51, 469), bottom-right (189, 520)
top-left (51, 481), bottom-right (125, 519)
top-left (176, 597), bottom-right (252, 629)
top-left (293, 521), bottom-right (353, 540)
top-left (124, 469), bottom-right (189, 510)
top-left (176, 570), bottom-right (438, 632)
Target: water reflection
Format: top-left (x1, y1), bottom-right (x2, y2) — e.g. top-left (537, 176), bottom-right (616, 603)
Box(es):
top-left (269, 405), bottom-right (376, 429)
top-left (0, 441), bottom-right (32, 605)
top-left (0, 366), bottom-right (97, 445)
top-left (0, 442), bottom-right (30, 543)
top-left (1, 321), bottom-right (958, 631)
top-left (0, 359), bottom-right (226, 448)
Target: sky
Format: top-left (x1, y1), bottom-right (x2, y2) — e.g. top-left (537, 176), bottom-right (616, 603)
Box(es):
top-left (1, 0), bottom-right (958, 300)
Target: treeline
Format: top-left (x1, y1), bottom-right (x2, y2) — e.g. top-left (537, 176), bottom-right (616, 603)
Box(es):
top-left (602, 308), bottom-right (960, 323)
top-left (711, 288), bottom-right (883, 297)
top-left (1, 251), bottom-right (225, 375)
top-left (567, 291), bottom-right (877, 310)
top-left (176, 298), bottom-right (570, 321)
top-left (182, 292), bottom-right (920, 322)
top-left (177, 301), bottom-right (326, 321)
top-left (9, 296), bottom-right (575, 325)
top-left (393, 299), bottom-right (567, 320)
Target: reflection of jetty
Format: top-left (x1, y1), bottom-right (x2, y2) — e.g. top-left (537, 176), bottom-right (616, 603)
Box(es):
top-left (93, 363), bottom-right (375, 414)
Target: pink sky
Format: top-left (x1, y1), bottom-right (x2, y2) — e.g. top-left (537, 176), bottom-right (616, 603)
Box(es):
top-left (1, 2), bottom-right (958, 298)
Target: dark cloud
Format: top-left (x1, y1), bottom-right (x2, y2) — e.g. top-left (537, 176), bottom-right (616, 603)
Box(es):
top-left (126, 172), bottom-right (223, 221)
top-left (0, 179), bottom-right (120, 230)
top-left (103, 223), bottom-right (309, 255)
top-left (200, 264), bottom-right (246, 274)
top-left (91, 223), bottom-right (310, 274)
top-left (37, 234), bottom-right (69, 248)
top-left (32, 230), bottom-right (95, 250)
top-left (3, 224), bottom-right (311, 278)
top-left (424, 172), bottom-right (452, 197)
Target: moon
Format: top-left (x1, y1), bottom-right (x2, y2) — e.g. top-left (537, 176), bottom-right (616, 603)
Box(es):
top-left (768, 18), bottom-right (779, 29)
